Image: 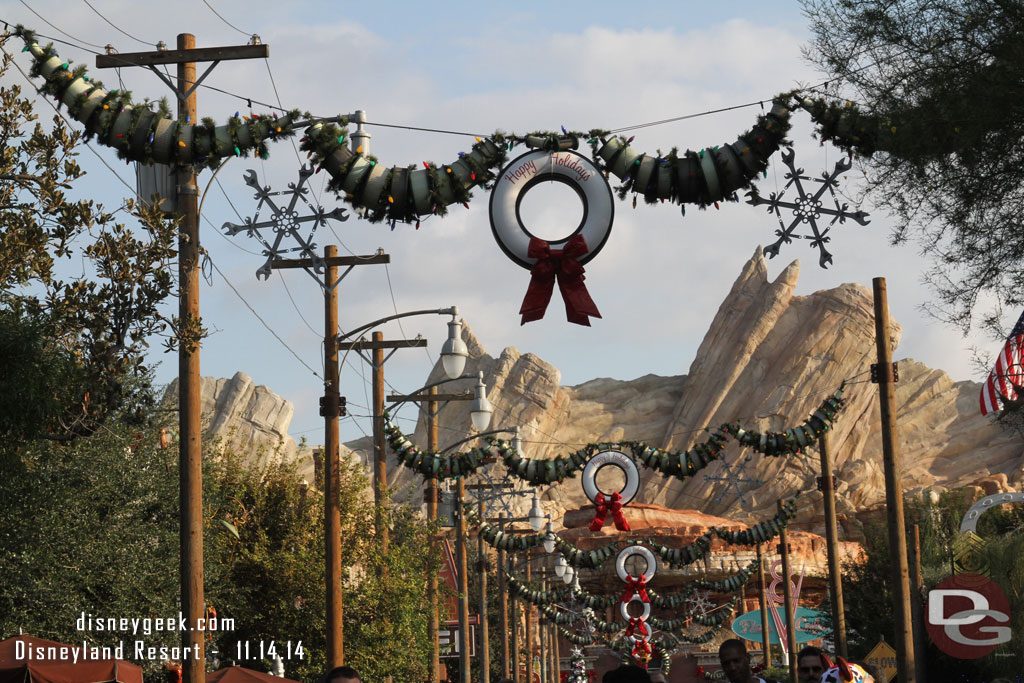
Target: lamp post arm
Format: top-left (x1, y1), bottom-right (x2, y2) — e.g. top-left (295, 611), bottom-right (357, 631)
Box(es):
top-left (440, 427), bottom-right (517, 454)
top-left (337, 306), bottom-right (458, 343)
top-left (386, 372), bottom-right (480, 415)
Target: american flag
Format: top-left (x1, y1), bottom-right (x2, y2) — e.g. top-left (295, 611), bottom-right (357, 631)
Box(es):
top-left (980, 309), bottom-right (1024, 415)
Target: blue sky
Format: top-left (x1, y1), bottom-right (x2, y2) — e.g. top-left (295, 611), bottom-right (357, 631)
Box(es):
top-left (0, 1), bottom-right (996, 446)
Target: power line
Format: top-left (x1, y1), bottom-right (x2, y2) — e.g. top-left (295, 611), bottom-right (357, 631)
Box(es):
top-left (200, 0), bottom-right (250, 39)
top-left (18, 0), bottom-right (106, 49)
top-left (79, 0), bottom-right (154, 47)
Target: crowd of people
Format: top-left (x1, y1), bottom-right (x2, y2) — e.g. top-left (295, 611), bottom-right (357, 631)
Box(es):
top-left (320, 639), bottom-right (880, 683)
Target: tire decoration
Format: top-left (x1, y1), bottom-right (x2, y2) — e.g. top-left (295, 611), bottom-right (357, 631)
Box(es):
top-left (489, 149), bottom-right (613, 269)
top-left (583, 450), bottom-right (638, 531)
top-left (616, 544), bottom-right (656, 668)
top-left (489, 148), bottom-right (611, 325)
top-left (19, 31), bottom-right (299, 169)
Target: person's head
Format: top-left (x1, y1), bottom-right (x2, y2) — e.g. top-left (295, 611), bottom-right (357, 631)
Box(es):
top-left (819, 657), bottom-right (874, 683)
top-left (324, 666), bottom-right (360, 683)
top-left (797, 645), bottom-right (825, 683)
top-left (602, 664), bottom-right (652, 683)
top-left (718, 639), bottom-right (752, 683)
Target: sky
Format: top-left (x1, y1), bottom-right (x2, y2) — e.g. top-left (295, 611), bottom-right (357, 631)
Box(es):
top-left (0, 0), bottom-right (1000, 447)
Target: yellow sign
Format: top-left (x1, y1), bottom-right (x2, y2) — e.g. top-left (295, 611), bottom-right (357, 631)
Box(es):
top-left (864, 640), bottom-right (897, 682)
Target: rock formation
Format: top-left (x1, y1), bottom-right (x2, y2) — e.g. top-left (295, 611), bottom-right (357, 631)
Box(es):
top-left (192, 248), bottom-right (1024, 543)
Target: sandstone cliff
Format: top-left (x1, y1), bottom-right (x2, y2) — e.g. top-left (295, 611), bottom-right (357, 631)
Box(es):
top-left (190, 248), bottom-right (1024, 542)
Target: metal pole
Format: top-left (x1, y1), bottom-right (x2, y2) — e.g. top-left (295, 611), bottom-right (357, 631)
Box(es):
top-left (539, 607), bottom-right (547, 683)
top-left (498, 516), bottom-right (510, 680)
top-left (427, 388), bottom-right (440, 683)
top-left (779, 501), bottom-right (797, 683)
top-left (456, 477), bottom-right (470, 683)
top-left (872, 277), bottom-right (916, 683)
top-left (372, 331), bottom-right (389, 555)
top-left (175, 33), bottom-right (205, 683)
top-left (552, 620), bottom-right (560, 683)
top-left (324, 246), bottom-right (344, 666)
top-left (526, 556), bottom-right (534, 683)
top-left (818, 432), bottom-right (847, 659)
top-left (478, 500), bottom-right (490, 683)
top-left (756, 544), bottom-right (771, 668)
top-left (910, 524), bottom-right (927, 683)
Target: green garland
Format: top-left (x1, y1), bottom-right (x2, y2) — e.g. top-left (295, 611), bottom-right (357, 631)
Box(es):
top-left (797, 96), bottom-right (884, 158)
top-left (384, 385), bottom-right (846, 484)
top-left (16, 27), bottom-right (301, 170)
top-left (467, 496), bottom-right (797, 572)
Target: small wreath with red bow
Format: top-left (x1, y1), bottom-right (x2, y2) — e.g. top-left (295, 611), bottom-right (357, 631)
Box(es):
top-left (489, 148), bottom-right (613, 326)
top-left (583, 450), bottom-right (638, 532)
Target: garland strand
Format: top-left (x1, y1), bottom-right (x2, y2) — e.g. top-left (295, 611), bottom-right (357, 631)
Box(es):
top-left (384, 386), bottom-right (845, 484)
top-left (466, 497), bottom-right (798, 572)
top-left (15, 28), bottom-right (301, 170)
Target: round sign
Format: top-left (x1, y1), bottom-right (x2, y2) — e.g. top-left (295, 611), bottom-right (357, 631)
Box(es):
top-left (615, 545), bottom-right (657, 583)
top-left (582, 450), bottom-right (640, 506)
top-left (730, 607), bottom-right (831, 644)
top-left (925, 573), bottom-right (1011, 659)
top-left (489, 150), bottom-right (613, 269)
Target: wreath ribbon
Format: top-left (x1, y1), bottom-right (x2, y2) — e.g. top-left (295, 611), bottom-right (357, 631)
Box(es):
top-left (590, 491), bottom-right (630, 532)
top-left (621, 574), bottom-right (649, 604)
top-left (519, 235), bottom-right (601, 326)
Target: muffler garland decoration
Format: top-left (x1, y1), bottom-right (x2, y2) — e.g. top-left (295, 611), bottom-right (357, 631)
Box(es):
top-left (17, 28), bottom-right (300, 169)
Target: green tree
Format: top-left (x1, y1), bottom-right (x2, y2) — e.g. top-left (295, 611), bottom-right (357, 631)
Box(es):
top-left (0, 41), bottom-right (176, 444)
top-left (800, 0), bottom-right (1024, 334)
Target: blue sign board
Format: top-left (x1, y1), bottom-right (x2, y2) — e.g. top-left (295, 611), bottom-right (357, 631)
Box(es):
top-left (731, 607), bottom-right (830, 644)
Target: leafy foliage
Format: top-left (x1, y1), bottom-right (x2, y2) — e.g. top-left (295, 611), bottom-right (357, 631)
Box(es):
top-left (800, 0), bottom-right (1024, 334)
top-left (0, 42), bottom-right (177, 442)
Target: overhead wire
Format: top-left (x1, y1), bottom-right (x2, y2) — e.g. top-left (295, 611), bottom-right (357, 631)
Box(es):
top-left (80, 0), bottom-right (155, 47)
top-left (18, 0), bottom-right (106, 50)
top-left (200, 0), bottom-right (250, 39)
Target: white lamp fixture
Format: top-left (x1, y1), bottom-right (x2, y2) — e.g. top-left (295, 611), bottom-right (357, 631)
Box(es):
top-left (543, 522), bottom-right (556, 554)
top-left (563, 564), bottom-right (575, 584)
top-left (440, 314), bottom-right (469, 379)
top-left (470, 371), bottom-right (493, 431)
top-left (554, 555), bottom-right (567, 578)
top-left (511, 426), bottom-right (523, 456)
top-left (528, 495), bottom-right (545, 532)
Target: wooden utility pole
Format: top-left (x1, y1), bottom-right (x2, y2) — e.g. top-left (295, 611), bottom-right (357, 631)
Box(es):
top-left (323, 246), bottom-right (344, 666)
top-left (372, 331), bottom-right (388, 555)
top-left (498, 515), bottom-right (510, 680)
top-left (818, 432), bottom-right (847, 658)
top-left (511, 550), bottom-right (520, 682)
top-left (756, 544), bottom-right (771, 668)
top-left (552, 620), bottom-right (560, 682)
top-left (456, 477), bottom-right (471, 683)
top-left (872, 277), bottom-right (916, 683)
top-left (779, 502), bottom-right (797, 683)
top-left (427, 388), bottom-right (441, 683)
top-left (275, 250), bottom-right (388, 668)
top-left (478, 500), bottom-right (491, 683)
top-left (340, 332), bottom-right (427, 554)
top-left (526, 556), bottom-right (534, 683)
top-left (96, 36), bottom-right (270, 683)
top-left (910, 524), bottom-right (927, 683)
top-left (176, 34), bottom-right (204, 683)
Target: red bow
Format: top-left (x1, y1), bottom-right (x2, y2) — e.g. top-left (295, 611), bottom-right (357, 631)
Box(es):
top-left (625, 617), bottom-right (649, 638)
top-left (620, 574), bottom-right (650, 603)
top-left (589, 491), bottom-right (630, 532)
top-left (519, 235), bottom-right (602, 326)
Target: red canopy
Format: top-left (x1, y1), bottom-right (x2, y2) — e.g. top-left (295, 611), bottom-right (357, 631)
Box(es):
top-left (207, 666), bottom-right (301, 683)
top-left (0, 635), bottom-right (143, 683)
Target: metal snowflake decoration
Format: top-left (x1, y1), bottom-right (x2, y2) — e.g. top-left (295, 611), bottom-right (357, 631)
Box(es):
top-left (685, 589), bottom-right (715, 619)
top-left (468, 462), bottom-right (532, 518)
top-left (703, 453), bottom-right (765, 506)
top-left (222, 166), bottom-right (348, 286)
top-left (746, 146), bottom-right (870, 268)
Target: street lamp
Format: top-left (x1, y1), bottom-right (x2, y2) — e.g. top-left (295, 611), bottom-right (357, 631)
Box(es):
top-left (440, 316), bottom-right (469, 379)
top-left (470, 371), bottom-right (493, 431)
top-left (563, 565), bottom-right (575, 585)
top-left (528, 495), bottom-right (546, 532)
top-left (543, 522), bottom-right (557, 554)
top-left (554, 555), bottom-right (567, 578)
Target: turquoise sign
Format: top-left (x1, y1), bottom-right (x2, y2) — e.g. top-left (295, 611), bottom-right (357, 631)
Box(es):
top-left (731, 607), bottom-right (830, 644)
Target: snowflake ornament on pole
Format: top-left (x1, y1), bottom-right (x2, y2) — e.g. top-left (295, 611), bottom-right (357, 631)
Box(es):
top-left (685, 589), bottom-right (715, 620)
top-left (746, 146), bottom-right (869, 268)
top-left (703, 453), bottom-right (765, 506)
top-left (222, 165), bottom-right (349, 287)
